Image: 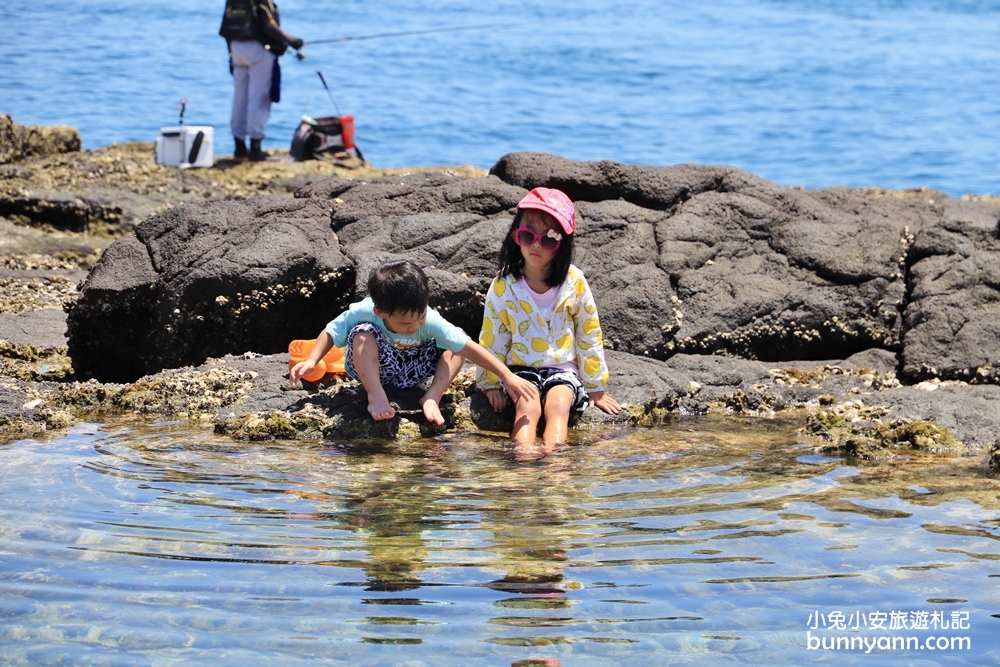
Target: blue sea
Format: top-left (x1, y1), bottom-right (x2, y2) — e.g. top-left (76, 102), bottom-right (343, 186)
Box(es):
top-left (5, 1), bottom-right (1000, 196)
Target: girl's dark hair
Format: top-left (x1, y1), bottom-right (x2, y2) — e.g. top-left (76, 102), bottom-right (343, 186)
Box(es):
top-left (368, 259), bottom-right (429, 315)
top-left (496, 210), bottom-right (574, 287)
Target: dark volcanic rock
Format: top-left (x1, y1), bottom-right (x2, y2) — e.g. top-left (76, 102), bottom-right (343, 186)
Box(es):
top-left (66, 152), bottom-right (1000, 404)
top-left (68, 196), bottom-right (355, 382)
top-left (901, 198), bottom-right (1000, 382)
top-left (492, 152), bottom-right (943, 361)
top-left (489, 151), bottom-right (731, 210)
top-left (65, 235), bottom-right (161, 382)
top-left (68, 172), bottom-right (528, 382)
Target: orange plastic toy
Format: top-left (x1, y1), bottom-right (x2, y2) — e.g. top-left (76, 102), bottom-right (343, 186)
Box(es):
top-left (288, 339), bottom-right (346, 382)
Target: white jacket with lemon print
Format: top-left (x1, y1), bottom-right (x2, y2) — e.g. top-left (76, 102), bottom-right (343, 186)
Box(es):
top-left (477, 264), bottom-right (610, 393)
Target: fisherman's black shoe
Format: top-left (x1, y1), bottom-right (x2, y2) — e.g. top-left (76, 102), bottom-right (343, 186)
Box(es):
top-left (248, 139), bottom-right (268, 162)
top-left (234, 137), bottom-right (248, 162)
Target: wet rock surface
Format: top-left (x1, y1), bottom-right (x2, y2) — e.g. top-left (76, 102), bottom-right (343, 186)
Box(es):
top-left (2, 135), bottom-right (1000, 464)
top-left (1, 122), bottom-right (484, 239)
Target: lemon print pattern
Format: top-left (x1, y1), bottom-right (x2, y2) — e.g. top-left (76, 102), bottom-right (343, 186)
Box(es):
top-left (476, 268), bottom-right (610, 393)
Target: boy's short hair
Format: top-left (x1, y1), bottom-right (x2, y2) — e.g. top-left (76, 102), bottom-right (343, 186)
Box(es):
top-left (368, 259), bottom-right (429, 315)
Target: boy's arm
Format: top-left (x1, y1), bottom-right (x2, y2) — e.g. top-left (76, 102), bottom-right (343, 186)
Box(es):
top-left (462, 339), bottom-right (538, 404)
top-left (289, 330), bottom-right (334, 386)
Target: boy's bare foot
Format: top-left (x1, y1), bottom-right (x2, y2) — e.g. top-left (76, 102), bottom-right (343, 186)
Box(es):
top-left (420, 396), bottom-right (445, 425)
top-left (368, 394), bottom-right (396, 420)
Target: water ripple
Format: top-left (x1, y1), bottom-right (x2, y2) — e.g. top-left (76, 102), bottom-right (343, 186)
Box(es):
top-left (1, 417), bottom-right (999, 663)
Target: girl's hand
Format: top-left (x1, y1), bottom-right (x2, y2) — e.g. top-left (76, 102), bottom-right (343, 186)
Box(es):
top-left (502, 374), bottom-right (539, 405)
top-left (589, 391), bottom-right (621, 415)
top-left (485, 388), bottom-right (508, 413)
top-left (289, 359), bottom-right (315, 386)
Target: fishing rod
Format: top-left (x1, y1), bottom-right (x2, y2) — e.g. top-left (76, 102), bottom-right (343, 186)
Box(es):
top-left (316, 70), bottom-right (341, 116)
top-left (291, 21), bottom-right (521, 60)
top-left (305, 22), bottom-right (522, 46)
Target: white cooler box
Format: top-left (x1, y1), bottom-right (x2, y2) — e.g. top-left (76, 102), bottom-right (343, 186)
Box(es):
top-left (155, 126), bottom-right (214, 168)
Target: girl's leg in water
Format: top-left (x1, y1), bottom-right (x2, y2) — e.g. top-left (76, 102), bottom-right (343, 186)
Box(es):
top-left (511, 391), bottom-right (543, 444)
top-left (541, 384), bottom-right (574, 445)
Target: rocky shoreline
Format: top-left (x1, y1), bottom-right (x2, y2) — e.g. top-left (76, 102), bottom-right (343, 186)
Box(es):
top-left (1, 114), bottom-right (998, 472)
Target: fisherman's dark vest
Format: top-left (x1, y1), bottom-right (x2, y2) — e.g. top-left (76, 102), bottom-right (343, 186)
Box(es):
top-left (219, 0), bottom-right (259, 41)
top-left (219, 0), bottom-right (286, 54)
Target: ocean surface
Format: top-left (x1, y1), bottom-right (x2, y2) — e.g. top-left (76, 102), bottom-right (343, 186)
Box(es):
top-left (5, 0), bottom-right (1000, 196)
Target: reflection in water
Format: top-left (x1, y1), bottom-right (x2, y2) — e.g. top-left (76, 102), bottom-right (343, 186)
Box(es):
top-left (1, 415), bottom-right (999, 665)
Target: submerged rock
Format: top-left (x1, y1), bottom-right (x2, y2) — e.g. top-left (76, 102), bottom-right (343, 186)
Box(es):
top-left (804, 400), bottom-right (965, 460)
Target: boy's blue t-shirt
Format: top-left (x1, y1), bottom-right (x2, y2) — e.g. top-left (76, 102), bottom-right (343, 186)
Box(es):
top-left (326, 297), bottom-right (469, 352)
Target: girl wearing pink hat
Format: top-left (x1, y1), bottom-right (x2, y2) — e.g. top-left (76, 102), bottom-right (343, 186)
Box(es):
top-left (476, 187), bottom-right (621, 448)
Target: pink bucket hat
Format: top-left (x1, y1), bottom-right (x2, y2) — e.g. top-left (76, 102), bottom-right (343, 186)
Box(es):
top-left (516, 187), bottom-right (576, 235)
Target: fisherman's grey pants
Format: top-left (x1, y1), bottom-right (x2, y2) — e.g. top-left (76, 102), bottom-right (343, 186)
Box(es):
top-left (229, 39), bottom-right (275, 141)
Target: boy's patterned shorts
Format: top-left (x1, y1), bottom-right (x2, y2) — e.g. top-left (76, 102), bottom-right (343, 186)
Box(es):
top-left (345, 322), bottom-right (444, 389)
top-left (507, 366), bottom-right (590, 413)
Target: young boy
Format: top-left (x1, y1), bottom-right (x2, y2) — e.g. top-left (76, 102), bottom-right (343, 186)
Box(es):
top-left (289, 259), bottom-right (539, 424)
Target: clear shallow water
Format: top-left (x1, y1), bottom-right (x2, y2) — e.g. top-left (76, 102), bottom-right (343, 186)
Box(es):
top-left (2, 417), bottom-right (999, 665)
top-left (5, 1), bottom-right (1000, 196)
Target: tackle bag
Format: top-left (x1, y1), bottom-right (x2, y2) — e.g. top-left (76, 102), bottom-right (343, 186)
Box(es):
top-left (289, 115), bottom-right (359, 161)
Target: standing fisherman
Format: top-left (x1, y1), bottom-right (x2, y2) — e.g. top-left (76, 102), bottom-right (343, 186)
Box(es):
top-left (220, 0), bottom-right (303, 162)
